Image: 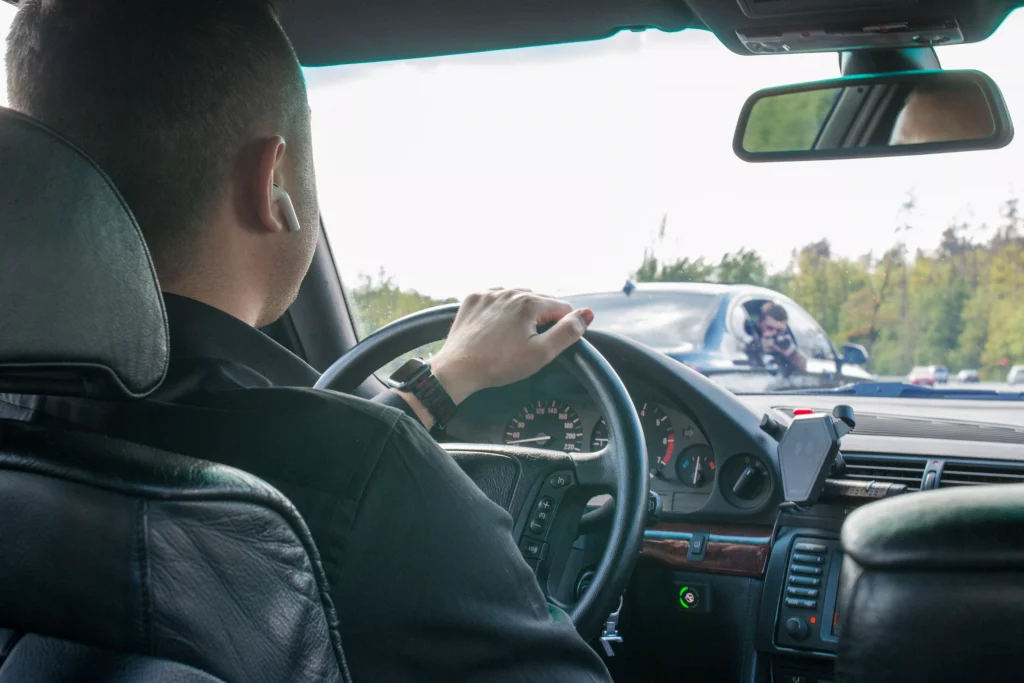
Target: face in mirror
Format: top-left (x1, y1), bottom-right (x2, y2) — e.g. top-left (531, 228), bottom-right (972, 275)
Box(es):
top-left (889, 82), bottom-right (993, 145)
top-left (735, 70), bottom-right (1013, 161)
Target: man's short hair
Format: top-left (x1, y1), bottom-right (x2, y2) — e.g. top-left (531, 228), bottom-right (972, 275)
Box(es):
top-left (760, 302), bottom-right (788, 323)
top-left (6, 0), bottom-right (308, 278)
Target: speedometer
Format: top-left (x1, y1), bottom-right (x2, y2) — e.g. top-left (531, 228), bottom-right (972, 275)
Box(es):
top-left (504, 400), bottom-right (584, 452)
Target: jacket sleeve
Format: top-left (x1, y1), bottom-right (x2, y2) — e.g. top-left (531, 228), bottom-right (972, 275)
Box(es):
top-left (332, 415), bottom-right (613, 683)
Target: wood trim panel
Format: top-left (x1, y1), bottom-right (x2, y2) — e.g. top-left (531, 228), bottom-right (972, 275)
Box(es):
top-left (641, 522), bottom-right (773, 577)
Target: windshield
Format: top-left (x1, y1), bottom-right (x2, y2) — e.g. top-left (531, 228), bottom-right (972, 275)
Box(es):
top-left (300, 12), bottom-right (1024, 396)
top-left (4, 4), bottom-right (1023, 396)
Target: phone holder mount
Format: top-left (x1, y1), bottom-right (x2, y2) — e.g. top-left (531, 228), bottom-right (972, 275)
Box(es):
top-left (761, 406), bottom-right (855, 507)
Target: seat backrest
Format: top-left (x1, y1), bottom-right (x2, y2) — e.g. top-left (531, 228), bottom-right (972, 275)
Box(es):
top-left (836, 484), bottom-right (1024, 683)
top-left (0, 106), bottom-right (350, 682)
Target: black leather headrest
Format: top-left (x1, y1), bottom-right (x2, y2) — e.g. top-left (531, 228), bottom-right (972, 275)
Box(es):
top-left (0, 107), bottom-right (168, 399)
top-left (836, 485), bottom-right (1024, 683)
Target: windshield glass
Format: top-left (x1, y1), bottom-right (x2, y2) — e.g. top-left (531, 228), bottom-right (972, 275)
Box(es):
top-left (304, 8), bottom-right (1024, 396)
top-left (300, 11), bottom-right (1024, 395)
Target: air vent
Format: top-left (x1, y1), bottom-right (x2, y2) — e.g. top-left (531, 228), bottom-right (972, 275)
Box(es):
top-left (939, 461), bottom-right (1024, 488)
top-left (841, 453), bottom-right (927, 490)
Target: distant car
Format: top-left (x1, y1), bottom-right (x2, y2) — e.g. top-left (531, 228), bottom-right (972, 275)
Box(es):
top-left (1008, 365), bottom-right (1024, 385)
top-left (958, 368), bottom-right (980, 383)
top-left (565, 282), bottom-right (874, 393)
top-left (932, 365), bottom-right (950, 384)
top-left (908, 366), bottom-right (936, 386)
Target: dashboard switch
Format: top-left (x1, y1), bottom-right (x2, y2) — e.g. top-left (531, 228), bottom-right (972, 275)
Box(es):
top-left (784, 617), bottom-right (810, 640)
top-left (794, 542), bottom-right (827, 554)
top-left (791, 564), bottom-right (823, 576)
top-left (792, 553), bottom-right (824, 564)
top-left (789, 575), bottom-right (821, 587)
top-left (687, 531), bottom-right (709, 561)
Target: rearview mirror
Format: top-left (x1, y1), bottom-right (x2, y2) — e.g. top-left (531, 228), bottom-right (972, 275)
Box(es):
top-left (734, 70), bottom-right (1013, 162)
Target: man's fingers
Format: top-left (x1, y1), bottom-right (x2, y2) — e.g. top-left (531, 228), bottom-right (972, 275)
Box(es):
top-left (532, 298), bottom-right (574, 326)
top-left (531, 308), bottom-right (594, 362)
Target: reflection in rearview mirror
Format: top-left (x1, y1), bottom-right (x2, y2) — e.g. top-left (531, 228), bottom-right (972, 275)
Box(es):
top-left (734, 70), bottom-right (1013, 161)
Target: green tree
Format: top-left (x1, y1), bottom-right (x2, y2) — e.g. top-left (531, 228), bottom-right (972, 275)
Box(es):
top-left (742, 88), bottom-right (841, 153)
top-left (717, 248), bottom-right (769, 286)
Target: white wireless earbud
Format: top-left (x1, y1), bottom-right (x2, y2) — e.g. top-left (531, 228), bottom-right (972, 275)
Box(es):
top-left (272, 183), bottom-right (301, 233)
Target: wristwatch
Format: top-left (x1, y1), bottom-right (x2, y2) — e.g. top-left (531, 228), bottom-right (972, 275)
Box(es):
top-left (387, 358), bottom-right (457, 431)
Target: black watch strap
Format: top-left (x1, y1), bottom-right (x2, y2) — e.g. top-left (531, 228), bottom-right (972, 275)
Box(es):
top-left (387, 358), bottom-right (458, 432)
top-left (407, 370), bottom-right (457, 432)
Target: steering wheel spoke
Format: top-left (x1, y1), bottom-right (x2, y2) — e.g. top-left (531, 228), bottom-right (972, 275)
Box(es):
top-left (570, 446), bottom-right (618, 491)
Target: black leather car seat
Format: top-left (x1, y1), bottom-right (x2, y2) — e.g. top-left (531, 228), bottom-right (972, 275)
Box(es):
top-left (0, 106), bottom-right (351, 683)
top-left (836, 484), bottom-right (1024, 682)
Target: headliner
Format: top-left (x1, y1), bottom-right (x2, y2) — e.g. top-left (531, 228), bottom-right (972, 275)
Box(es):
top-left (2, 0), bottom-right (1022, 67)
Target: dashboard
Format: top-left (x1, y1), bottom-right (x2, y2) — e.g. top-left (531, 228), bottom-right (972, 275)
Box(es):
top-left (443, 362), bottom-right (774, 517)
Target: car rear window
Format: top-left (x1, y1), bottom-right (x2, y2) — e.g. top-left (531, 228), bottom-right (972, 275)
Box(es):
top-left (566, 291), bottom-right (718, 351)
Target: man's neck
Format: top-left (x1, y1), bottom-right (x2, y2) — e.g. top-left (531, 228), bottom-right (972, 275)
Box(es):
top-left (161, 282), bottom-right (261, 328)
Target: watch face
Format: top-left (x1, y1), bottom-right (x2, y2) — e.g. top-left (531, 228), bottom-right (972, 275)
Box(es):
top-left (389, 358), bottom-right (429, 388)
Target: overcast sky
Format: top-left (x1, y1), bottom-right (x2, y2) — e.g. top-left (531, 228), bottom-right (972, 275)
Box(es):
top-left (4, 5), bottom-right (1023, 301)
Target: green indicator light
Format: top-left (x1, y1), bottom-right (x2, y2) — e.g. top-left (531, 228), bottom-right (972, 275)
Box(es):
top-left (678, 586), bottom-right (690, 609)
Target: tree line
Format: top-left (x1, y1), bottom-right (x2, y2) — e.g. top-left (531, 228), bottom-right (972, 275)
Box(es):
top-left (634, 198), bottom-right (1024, 379)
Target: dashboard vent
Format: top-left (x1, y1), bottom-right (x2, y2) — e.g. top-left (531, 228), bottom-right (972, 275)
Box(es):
top-left (938, 461), bottom-right (1024, 488)
top-left (841, 453), bottom-right (927, 490)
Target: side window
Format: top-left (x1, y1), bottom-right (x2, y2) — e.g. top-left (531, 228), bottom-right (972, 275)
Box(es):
top-left (779, 300), bottom-right (834, 360)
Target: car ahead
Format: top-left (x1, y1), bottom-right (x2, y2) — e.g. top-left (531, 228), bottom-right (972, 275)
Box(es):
top-left (1008, 365), bottom-right (1024, 385)
top-left (958, 368), bottom-right (980, 382)
top-left (908, 366), bottom-right (936, 386)
top-left (566, 282), bottom-right (873, 393)
top-left (932, 365), bottom-right (950, 384)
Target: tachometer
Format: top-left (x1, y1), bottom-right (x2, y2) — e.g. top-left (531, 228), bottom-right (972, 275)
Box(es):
top-left (638, 402), bottom-right (675, 473)
top-left (504, 400), bottom-right (584, 452)
top-left (590, 402), bottom-right (675, 474)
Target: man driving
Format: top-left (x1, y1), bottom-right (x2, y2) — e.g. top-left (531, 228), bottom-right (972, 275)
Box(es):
top-left (1, 1), bottom-right (611, 681)
top-left (747, 302), bottom-right (807, 376)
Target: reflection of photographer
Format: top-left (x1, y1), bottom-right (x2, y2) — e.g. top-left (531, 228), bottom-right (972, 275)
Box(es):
top-left (747, 303), bottom-right (808, 376)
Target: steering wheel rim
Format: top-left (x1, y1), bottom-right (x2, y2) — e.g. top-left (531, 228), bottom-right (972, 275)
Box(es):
top-left (316, 304), bottom-right (648, 638)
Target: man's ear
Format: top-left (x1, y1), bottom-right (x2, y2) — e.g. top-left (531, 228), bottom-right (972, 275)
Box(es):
top-left (254, 136), bottom-right (289, 233)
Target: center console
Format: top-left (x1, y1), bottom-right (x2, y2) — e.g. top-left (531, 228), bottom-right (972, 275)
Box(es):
top-left (775, 537), bottom-right (842, 653)
top-left (756, 523), bottom-right (844, 683)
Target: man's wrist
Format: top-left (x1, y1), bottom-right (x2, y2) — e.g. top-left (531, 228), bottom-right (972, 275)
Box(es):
top-left (430, 356), bottom-right (475, 406)
top-left (395, 390), bottom-right (437, 430)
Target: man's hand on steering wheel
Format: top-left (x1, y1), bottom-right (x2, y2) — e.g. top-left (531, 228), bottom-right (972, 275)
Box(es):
top-left (400, 289), bottom-right (594, 428)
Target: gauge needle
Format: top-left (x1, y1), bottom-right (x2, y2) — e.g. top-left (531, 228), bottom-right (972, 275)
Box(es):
top-left (693, 457), bottom-right (703, 487)
top-left (506, 435), bottom-right (553, 445)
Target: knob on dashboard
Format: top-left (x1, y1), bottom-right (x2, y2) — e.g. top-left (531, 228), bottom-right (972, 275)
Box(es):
top-left (785, 617), bottom-right (809, 640)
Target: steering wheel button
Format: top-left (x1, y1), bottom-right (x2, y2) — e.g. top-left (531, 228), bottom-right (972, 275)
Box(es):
top-left (528, 519), bottom-right (545, 535)
top-left (519, 538), bottom-right (547, 560)
top-left (537, 497), bottom-right (555, 512)
top-left (548, 473), bottom-right (572, 489)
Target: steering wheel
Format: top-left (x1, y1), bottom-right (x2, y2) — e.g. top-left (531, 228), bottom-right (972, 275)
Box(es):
top-left (315, 304), bottom-right (648, 638)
